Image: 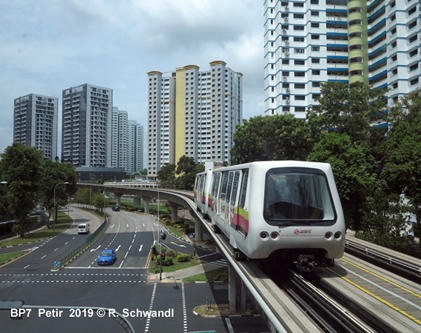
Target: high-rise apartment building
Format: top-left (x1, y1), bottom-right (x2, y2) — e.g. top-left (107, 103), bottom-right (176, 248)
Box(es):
top-left (264, 0), bottom-right (421, 117)
top-left (110, 107), bottom-right (144, 174)
top-left (61, 84), bottom-right (113, 167)
top-left (13, 93), bottom-right (58, 160)
top-left (128, 120), bottom-right (144, 174)
top-left (111, 107), bottom-right (129, 170)
top-left (147, 61), bottom-right (243, 176)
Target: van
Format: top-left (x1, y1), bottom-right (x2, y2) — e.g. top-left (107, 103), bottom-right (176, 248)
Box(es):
top-left (112, 205), bottom-right (120, 211)
top-left (77, 223), bottom-right (90, 234)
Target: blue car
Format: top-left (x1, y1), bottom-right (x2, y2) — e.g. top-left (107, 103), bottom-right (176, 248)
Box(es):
top-left (97, 249), bottom-right (116, 265)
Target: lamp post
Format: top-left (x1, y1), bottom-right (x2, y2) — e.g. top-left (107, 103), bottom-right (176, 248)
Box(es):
top-left (53, 182), bottom-right (69, 234)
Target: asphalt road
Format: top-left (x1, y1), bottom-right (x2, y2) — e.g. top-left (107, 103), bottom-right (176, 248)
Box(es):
top-left (0, 207), bottom-right (269, 333)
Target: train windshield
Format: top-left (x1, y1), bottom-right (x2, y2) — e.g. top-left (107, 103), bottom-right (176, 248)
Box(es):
top-left (264, 168), bottom-right (336, 225)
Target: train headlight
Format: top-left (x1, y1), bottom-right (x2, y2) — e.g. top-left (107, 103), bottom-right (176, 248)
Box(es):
top-left (260, 231), bottom-right (269, 240)
top-left (325, 232), bottom-right (333, 239)
top-left (270, 232), bottom-right (279, 240)
top-left (334, 231), bottom-right (342, 239)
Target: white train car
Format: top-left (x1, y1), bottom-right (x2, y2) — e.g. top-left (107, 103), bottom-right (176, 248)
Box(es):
top-left (206, 161), bottom-right (345, 267)
top-left (193, 165), bottom-right (213, 217)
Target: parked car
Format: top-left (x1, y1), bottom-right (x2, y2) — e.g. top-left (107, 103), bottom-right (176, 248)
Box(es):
top-left (77, 223), bottom-right (90, 234)
top-left (112, 205), bottom-right (120, 211)
top-left (97, 249), bottom-right (117, 265)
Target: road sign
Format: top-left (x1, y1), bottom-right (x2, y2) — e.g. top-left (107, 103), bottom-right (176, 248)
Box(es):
top-left (189, 233), bottom-right (195, 239)
top-left (54, 261), bottom-right (60, 268)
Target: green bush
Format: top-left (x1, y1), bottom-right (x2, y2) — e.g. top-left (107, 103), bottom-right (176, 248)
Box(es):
top-left (162, 257), bottom-right (174, 266)
top-left (165, 249), bottom-right (178, 258)
top-left (177, 254), bottom-right (190, 262)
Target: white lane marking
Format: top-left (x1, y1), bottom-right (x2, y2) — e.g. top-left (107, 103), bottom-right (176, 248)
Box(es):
top-left (124, 251), bottom-right (129, 259)
top-left (24, 265), bottom-right (30, 269)
top-left (119, 260), bottom-right (124, 268)
top-left (110, 224), bottom-right (115, 228)
top-left (40, 255), bottom-right (46, 260)
top-left (128, 245), bottom-right (132, 251)
top-left (143, 223), bottom-right (145, 227)
top-left (171, 242), bottom-right (186, 248)
top-left (198, 253), bottom-right (217, 259)
top-left (139, 245), bottom-right (143, 252)
top-left (127, 224), bottom-right (129, 228)
top-left (90, 245), bottom-right (101, 252)
top-left (54, 248), bottom-right (59, 251)
top-left (72, 237), bottom-right (75, 240)
top-left (65, 242), bottom-right (68, 245)
top-left (116, 245), bottom-right (121, 252)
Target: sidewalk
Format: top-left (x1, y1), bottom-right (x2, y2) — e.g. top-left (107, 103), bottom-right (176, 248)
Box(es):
top-left (149, 262), bottom-right (225, 283)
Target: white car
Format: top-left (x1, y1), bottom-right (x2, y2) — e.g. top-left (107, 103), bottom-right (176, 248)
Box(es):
top-left (77, 223), bottom-right (90, 234)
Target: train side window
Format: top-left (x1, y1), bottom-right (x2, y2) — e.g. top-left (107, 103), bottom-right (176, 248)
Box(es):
top-left (231, 171), bottom-right (240, 205)
top-left (212, 172), bottom-right (221, 197)
top-left (220, 172), bottom-right (229, 200)
top-left (238, 170), bottom-right (249, 208)
top-left (226, 172), bottom-right (234, 203)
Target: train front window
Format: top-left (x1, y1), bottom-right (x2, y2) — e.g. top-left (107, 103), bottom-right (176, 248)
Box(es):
top-left (264, 168), bottom-right (336, 224)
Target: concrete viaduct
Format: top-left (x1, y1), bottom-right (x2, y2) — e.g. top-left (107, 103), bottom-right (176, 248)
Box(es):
top-left (76, 183), bottom-right (204, 241)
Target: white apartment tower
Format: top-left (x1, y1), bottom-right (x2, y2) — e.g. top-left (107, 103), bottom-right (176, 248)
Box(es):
top-left (128, 120), bottom-right (144, 174)
top-left (147, 61), bottom-right (243, 176)
top-left (61, 84), bottom-right (113, 167)
top-left (13, 93), bottom-right (58, 160)
top-left (264, 0), bottom-right (421, 117)
top-left (111, 107), bottom-right (129, 170)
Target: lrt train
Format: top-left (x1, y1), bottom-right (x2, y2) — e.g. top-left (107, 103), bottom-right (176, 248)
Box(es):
top-left (193, 161), bottom-right (345, 268)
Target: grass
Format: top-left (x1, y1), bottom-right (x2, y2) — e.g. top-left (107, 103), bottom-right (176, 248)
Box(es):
top-left (183, 267), bottom-right (228, 282)
top-left (0, 251), bottom-right (26, 265)
top-left (0, 212), bottom-right (72, 247)
top-left (150, 258), bottom-right (201, 273)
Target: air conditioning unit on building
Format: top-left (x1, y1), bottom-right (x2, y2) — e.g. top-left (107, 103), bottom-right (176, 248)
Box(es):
top-left (282, 29), bottom-right (287, 34)
top-left (283, 76), bottom-right (287, 81)
top-left (285, 6), bottom-right (289, 11)
top-left (285, 40), bottom-right (289, 45)
top-left (286, 88), bottom-right (290, 92)
top-left (285, 17), bottom-right (289, 22)
top-left (286, 99), bottom-right (290, 104)
top-left (285, 52), bottom-right (290, 56)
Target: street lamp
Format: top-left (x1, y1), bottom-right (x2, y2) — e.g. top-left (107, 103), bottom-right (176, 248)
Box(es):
top-left (53, 182), bottom-right (69, 234)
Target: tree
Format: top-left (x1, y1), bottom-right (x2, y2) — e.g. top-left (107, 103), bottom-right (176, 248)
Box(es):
top-left (0, 143), bottom-right (43, 237)
top-left (308, 132), bottom-right (377, 230)
top-left (91, 191), bottom-right (105, 213)
top-left (230, 114), bottom-right (313, 164)
top-left (175, 156), bottom-right (203, 190)
top-left (157, 164), bottom-right (176, 188)
top-left (382, 89), bottom-right (421, 237)
top-left (39, 160), bottom-right (77, 227)
top-left (74, 188), bottom-right (92, 204)
top-left (306, 81), bottom-right (388, 145)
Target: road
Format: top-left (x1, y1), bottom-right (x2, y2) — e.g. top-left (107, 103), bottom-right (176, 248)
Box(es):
top-left (0, 207), bottom-right (268, 333)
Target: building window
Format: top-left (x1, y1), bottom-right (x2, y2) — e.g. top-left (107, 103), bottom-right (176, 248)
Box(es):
top-left (312, 46), bottom-right (320, 52)
top-left (311, 23), bottom-right (320, 28)
top-left (294, 26), bottom-right (305, 31)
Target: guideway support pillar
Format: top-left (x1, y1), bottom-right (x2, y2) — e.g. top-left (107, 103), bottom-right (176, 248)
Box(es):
top-left (169, 202), bottom-right (180, 222)
top-left (115, 194), bottom-right (122, 206)
top-left (229, 266), bottom-right (247, 312)
top-left (142, 197), bottom-right (151, 214)
top-left (194, 216), bottom-right (203, 242)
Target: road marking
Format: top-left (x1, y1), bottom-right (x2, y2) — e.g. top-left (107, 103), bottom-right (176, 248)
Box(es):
top-left (119, 260), bottom-right (124, 268)
top-left (139, 245), bottom-right (143, 252)
top-left (128, 245), bottom-right (132, 251)
top-left (143, 223), bottom-right (145, 227)
top-left (65, 242), bottom-right (68, 245)
top-left (171, 242), bottom-right (186, 248)
top-left (54, 248), bottom-right (59, 251)
top-left (90, 245), bottom-right (101, 252)
top-left (198, 253), bottom-right (217, 259)
top-left (40, 255), bottom-right (46, 260)
top-left (127, 224), bottom-right (129, 228)
top-left (116, 245), bottom-right (121, 252)
top-left (124, 252), bottom-right (129, 259)
top-left (24, 265), bottom-right (30, 269)
top-left (110, 224), bottom-right (115, 228)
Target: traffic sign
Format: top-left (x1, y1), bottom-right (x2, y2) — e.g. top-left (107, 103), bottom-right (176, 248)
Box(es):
top-left (54, 261), bottom-right (60, 268)
top-left (189, 233), bottom-right (195, 239)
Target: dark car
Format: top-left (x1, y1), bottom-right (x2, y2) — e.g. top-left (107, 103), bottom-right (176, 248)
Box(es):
top-left (97, 249), bottom-right (116, 265)
top-left (112, 205), bottom-right (120, 211)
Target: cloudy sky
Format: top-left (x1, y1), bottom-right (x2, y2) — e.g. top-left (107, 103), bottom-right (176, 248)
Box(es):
top-left (0, 0), bottom-right (265, 157)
